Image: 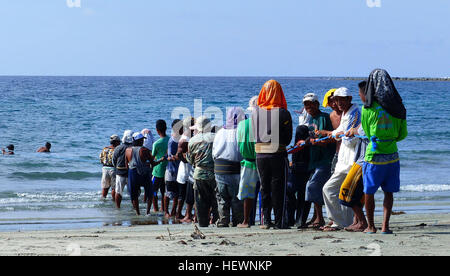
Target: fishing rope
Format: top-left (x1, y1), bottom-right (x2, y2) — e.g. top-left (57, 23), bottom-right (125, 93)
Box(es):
top-left (287, 134), bottom-right (393, 154)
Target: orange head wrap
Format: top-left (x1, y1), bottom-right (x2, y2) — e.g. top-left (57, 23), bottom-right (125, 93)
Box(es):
top-left (257, 80), bottom-right (287, 110)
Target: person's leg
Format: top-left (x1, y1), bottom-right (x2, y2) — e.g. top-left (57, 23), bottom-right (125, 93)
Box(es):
top-left (380, 161), bottom-right (400, 233)
top-left (159, 179), bottom-right (166, 212)
top-left (305, 167), bottom-right (329, 227)
top-left (270, 155), bottom-right (289, 229)
top-left (110, 171), bottom-right (116, 202)
top-left (250, 181), bottom-right (260, 226)
top-left (230, 174), bottom-right (244, 227)
top-left (101, 168), bottom-right (111, 199)
top-left (181, 180), bottom-right (195, 223)
top-left (128, 169), bottom-right (141, 215)
top-left (295, 170), bottom-right (311, 227)
top-left (362, 162), bottom-right (385, 233)
top-left (143, 174), bottom-right (154, 215)
top-left (382, 192), bottom-right (393, 233)
top-left (364, 194), bottom-right (376, 233)
top-left (151, 176), bottom-right (159, 212)
top-left (114, 175), bottom-right (124, 208)
top-left (176, 183), bottom-right (186, 219)
top-left (194, 180), bottom-right (209, 227)
top-left (257, 156), bottom-right (273, 228)
top-left (322, 171), bottom-right (353, 229)
top-left (102, 188), bottom-right (110, 199)
top-left (237, 166), bottom-right (258, 227)
top-left (216, 175), bottom-right (231, 227)
top-left (286, 168), bottom-right (297, 227)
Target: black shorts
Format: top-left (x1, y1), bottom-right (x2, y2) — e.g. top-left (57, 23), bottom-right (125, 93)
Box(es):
top-left (152, 176), bottom-right (165, 197)
top-left (165, 181), bottom-right (180, 199)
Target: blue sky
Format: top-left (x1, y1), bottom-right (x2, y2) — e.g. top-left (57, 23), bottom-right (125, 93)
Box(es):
top-left (0, 0), bottom-right (448, 77)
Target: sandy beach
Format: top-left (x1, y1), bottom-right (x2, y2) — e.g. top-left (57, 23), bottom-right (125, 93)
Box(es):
top-left (0, 213), bottom-right (448, 256)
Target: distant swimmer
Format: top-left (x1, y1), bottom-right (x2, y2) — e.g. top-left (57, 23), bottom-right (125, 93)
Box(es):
top-left (37, 142), bottom-right (52, 153)
top-left (1, 144), bottom-right (14, 155)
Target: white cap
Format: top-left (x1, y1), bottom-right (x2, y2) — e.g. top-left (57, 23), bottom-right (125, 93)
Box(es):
top-left (303, 93), bottom-right (319, 103)
top-left (132, 132), bottom-right (145, 141)
top-left (122, 130), bottom-right (133, 144)
top-left (333, 87), bottom-right (351, 97)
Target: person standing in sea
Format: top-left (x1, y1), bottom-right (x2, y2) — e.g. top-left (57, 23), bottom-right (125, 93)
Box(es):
top-left (99, 135), bottom-right (121, 200)
top-left (1, 144), bottom-right (14, 155)
top-left (360, 69), bottom-right (408, 234)
top-left (112, 130), bottom-right (133, 208)
top-left (213, 107), bottom-right (245, 227)
top-left (252, 80), bottom-right (292, 229)
top-left (186, 116), bottom-right (219, 227)
top-left (151, 120), bottom-right (170, 213)
top-left (126, 132), bottom-right (163, 215)
top-left (37, 142), bottom-right (51, 153)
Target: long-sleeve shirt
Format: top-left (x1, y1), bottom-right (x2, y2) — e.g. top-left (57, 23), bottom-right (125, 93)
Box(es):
top-left (251, 107), bottom-right (293, 154)
top-left (186, 132), bottom-right (215, 180)
top-left (237, 118), bottom-right (257, 170)
top-left (212, 128), bottom-right (242, 163)
top-left (361, 101), bottom-right (408, 162)
top-left (332, 103), bottom-right (361, 174)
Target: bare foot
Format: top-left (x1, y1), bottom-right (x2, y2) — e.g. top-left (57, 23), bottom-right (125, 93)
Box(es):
top-left (237, 223), bottom-right (250, 228)
top-left (164, 213), bottom-right (171, 219)
top-left (345, 222), bottom-right (368, 232)
top-left (181, 216), bottom-right (193, 223)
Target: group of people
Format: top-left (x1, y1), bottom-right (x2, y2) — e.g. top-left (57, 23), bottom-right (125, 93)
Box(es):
top-left (1, 142), bottom-right (52, 155)
top-left (100, 68), bottom-right (408, 234)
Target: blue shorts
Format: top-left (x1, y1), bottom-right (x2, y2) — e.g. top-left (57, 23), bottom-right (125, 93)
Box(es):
top-left (363, 161), bottom-right (400, 195)
top-left (128, 169), bottom-right (153, 201)
top-left (305, 165), bottom-right (331, 205)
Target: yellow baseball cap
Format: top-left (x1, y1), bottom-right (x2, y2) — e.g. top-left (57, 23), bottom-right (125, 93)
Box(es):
top-left (322, 88), bottom-right (337, 108)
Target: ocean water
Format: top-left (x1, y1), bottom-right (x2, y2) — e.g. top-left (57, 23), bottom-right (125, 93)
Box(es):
top-left (0, 76), bottom-right (449, 231)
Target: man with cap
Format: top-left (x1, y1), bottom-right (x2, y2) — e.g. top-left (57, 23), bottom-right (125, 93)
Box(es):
top-left (322, 87), bottom-right (360, 231)
top-left (99, 134), bottom-right (121, 200)
top-left (186, 116), bottom-right (219, 227)
top-left (126, 132), bottom-right (164, 215)
top-left (295, 93), bottom-right (335, 229)
top-left (112, 130), bottom-right (133, 208)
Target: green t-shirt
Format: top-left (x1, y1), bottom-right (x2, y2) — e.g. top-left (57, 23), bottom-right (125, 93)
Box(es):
top-left (237, 118), bottom-right (257, 170)
top-left (308, 112), bottom-right (335, 170)
top-left (361, 101), bottom-right (408, 162)
top-left (152, 136), bottom-right (170, 178)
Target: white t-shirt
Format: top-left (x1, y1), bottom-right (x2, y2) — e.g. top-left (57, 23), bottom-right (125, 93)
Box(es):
top-left (176, 135), bottom-right (194, 184)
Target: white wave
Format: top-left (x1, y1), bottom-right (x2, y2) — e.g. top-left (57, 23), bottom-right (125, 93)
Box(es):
top-left (401, 185), bottom-right (450, 192)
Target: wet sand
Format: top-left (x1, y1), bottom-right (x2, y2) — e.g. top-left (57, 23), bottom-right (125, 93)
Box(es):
top-left (0, 213), bottom-right (448, 256)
